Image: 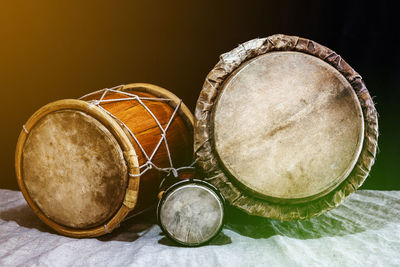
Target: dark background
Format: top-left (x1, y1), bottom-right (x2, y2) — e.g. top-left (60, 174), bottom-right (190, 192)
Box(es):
top-left (1, 1), bottom-right (398, 190)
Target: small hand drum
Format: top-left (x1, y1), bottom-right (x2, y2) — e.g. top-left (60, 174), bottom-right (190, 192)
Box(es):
top-left (157, 179), bottom-right (225, 246)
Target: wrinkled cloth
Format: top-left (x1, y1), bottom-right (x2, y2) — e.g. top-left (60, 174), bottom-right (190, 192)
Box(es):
top-left (0, 189), bottom-right (399, 267)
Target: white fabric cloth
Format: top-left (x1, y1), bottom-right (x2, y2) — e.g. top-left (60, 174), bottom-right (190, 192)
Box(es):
top-left (0, 189), bottom-right (399, 267)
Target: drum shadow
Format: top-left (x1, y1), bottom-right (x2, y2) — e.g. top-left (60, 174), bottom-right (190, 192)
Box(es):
top-left (225, 191), bottom-right (400, 240)
top-left (0, 203), bottom-right (53, 233)
top-left (97, 210), bottom-right (156, 242)
top-left (157, 231), bottom-right (232, 247)
top-left (0, 202), bottom-right (156, 242)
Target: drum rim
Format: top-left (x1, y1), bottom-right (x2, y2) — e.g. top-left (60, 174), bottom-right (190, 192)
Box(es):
top-left (194, 34), bottom-right (379, 220)
top-left (15, 98), bottom-right (139, 237)
top-left (15, 83), bottom-right (194, 237)
top-left (157, 179), bottom-right (225, 247)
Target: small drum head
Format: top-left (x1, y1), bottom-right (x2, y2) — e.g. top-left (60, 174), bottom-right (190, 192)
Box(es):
top-left (157, 179), bottom-right (225, 246)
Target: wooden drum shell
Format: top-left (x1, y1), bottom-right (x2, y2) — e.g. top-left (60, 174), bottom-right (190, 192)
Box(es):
top-left (15, 83), bottom-right (193, 237)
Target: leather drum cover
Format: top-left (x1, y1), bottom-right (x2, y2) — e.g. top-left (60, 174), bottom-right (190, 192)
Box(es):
top-left (194, 34), bottom-right (378, 220)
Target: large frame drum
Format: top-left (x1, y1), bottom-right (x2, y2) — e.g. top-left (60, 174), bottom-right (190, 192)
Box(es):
top-left (195, 34), bottom-right (378, 220)
top-left (15, 83), bottom-right (193, 237)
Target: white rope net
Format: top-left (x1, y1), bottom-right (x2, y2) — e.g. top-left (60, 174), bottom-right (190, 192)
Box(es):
top-left (78, 85), bottom-right (196, 182)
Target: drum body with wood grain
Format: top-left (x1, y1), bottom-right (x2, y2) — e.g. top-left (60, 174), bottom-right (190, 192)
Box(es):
top-left (15, 83), bottom-right (193, 237)
top-left (195, 34), bottom-right (378, 220)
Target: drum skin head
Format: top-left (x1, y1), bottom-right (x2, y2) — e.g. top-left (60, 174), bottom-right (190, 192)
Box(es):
top-left (194, 34), bottom-right (379, 220)
top-left (157, 179), bottom-right (225, 246)
top-left (22, 109), bottom-right (128, 229)
top-left (15, 98), bottom-right (140, 237)
top-left (213, 51), bottom-right (364, 202)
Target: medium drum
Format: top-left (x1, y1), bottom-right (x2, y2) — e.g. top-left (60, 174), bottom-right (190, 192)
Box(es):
top-left (157, 179), bottom-right (225, 246)
top-left (15, 83), bottom-right (194, 237)
top-left (195, 34), bottom-right (378, 220)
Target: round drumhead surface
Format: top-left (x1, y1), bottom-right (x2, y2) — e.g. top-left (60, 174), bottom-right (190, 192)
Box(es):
top-left (213, 51), bottom-right (364, 201)
top-left (22, 110), bottom-right (128, 228)
top-left (158, 182), bottom-right (224, 246)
